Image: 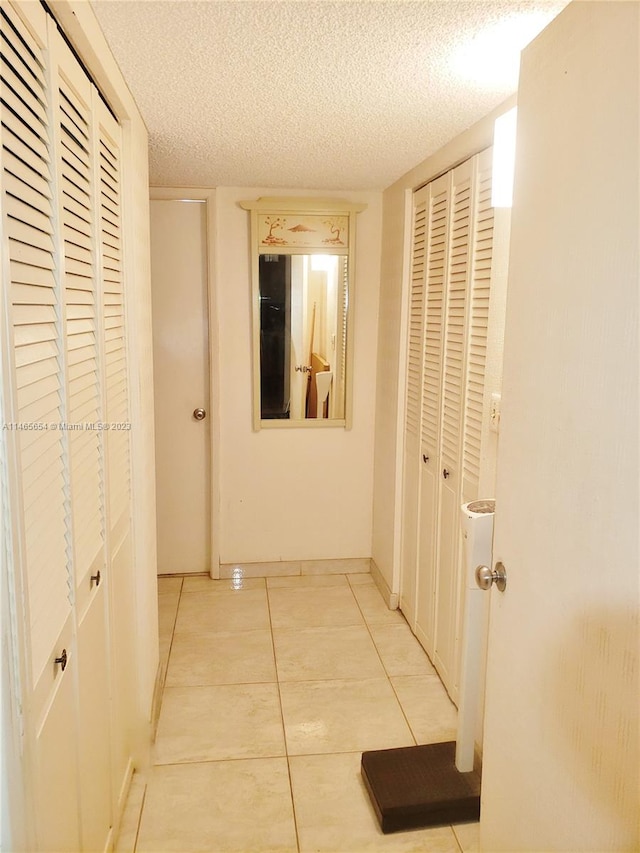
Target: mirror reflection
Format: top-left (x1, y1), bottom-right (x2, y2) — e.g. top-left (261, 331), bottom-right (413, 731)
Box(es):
top-left (259, 253), bottom-right (348, 421)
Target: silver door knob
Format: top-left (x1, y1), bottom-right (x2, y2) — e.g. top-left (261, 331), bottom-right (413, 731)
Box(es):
top-left (193, 408), bottom-right (206, 421)
top-left (475, 562), bottom-right (507, 592)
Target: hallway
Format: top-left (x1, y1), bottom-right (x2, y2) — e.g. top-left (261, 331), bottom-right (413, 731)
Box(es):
top-left (115, 573), bottom-right (479, 852)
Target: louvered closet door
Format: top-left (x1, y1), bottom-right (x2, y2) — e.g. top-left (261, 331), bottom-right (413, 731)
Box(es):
top-left (402, 150), bottom-right (499, 702)
top-left (54, 34), bottom-right (113, 852)
top-left (56, 31), bottom-right (104, 601)
top-left (432, 158), bottom-right (475, 694)
top-left (399, 183), bottom-right (428, 624)
top-left (414, 173), bottom-right (449, 653)
top-left (0, 4), bottom-right (81, 850)
top-left (96, 98), bottom-right (136, 811)
top-left (99, 108), bottom-right (130, 546)
top-left (462, 148), bottom-right (494, 503)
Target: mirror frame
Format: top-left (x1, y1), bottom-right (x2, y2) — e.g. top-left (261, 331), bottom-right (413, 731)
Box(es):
top-left (240, 197), bottom-right (366, 430)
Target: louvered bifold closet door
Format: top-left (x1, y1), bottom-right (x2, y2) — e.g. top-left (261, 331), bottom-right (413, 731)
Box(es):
top-left (56, 41), bottom-right (105, 597)
top-left (420, 173), bottom-right (450, 464)
top-left (462, 148), bottom-right (494, 503)
top-left (399, 183), bottom-right (428, 623)
top-left (54, 38), bottom-right (115, 851)
top-left (0, 2), bottom-right (71, 688)
top-left (433, 158), bottom-right (475, 694)
top-left (400, 149), bottom-right (498, 701)
top-left (405, 189), bottom-right (427, 443)
top-left (414, 173), bottom-right (449, 654)
top-left (1, 6), bottom-right (83, 850)
top-left (98, 107), bottom-right (130, 543)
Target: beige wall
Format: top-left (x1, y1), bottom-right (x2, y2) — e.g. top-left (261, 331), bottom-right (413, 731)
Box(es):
top-left (215, 187), bottom-right (382, 564)
top-left (371, 95), bottom-right (516, 593)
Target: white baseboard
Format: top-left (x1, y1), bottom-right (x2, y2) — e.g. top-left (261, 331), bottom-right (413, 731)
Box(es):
top-left (370, 559), bottom-right (399, 609)
top-left (111, 756), bottom-right (134, 849)
top-left (219, 557), bottom-right (372, 579)
top-left (151, 658), bottom-right (164, 740)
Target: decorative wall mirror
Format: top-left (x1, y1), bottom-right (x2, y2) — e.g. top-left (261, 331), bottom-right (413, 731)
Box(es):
top-left (240, 198), bottom-right (366, 429)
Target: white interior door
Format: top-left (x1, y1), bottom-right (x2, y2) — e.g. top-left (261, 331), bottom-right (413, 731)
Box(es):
top-left (480, 3), bottom-right (639, 850)
top-left (150, 200), bottom-right (211, 575)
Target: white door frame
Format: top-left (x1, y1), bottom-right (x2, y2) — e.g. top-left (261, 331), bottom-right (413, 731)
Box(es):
top-left (149, 187), bottom-right (220, 579)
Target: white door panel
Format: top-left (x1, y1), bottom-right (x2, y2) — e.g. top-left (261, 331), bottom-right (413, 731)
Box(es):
top-left (32, 616), bottom-right (81, 853)
top-left (399, 439), bottom-right (419, 624)
top-left (481, 3), bottom-right (639, 849)
top-left (108, 531), bottom-right (135, 804)
top-left (433, 472), bottom-right (461, 696)
top-left (414, 460), bottom-right (437, 654)
top-left (77, 584), bottom-right (112, 852)
top-left (150, 200), bottom-right (211, 575)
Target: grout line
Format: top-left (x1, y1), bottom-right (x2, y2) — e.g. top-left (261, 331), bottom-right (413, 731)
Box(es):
top-left (346, 573), bottom-right (376, 587)
top-left (265, 582), bottom-right (302, 853)
top-left (270, 675), bottom-right (403, 688)
top-left (352, 585), bottom-right (419, 746)
top-left (165, 671), bottom-right (430, 688)
top-left (155, 577), bottom-right (183, 736)
top-left (147, 741), bottom-right (449, 768)
top-left (160, 680), bottom-right (281, 690)
top-left (131, 781), bottom-right (147, 853)
top-left (178, 585), bottom-right (268, 598)
top-left (153, 753), bottom-right (288, 769)
top-left (451, 822), bottom-right (467, 853)
top-left (153, 578), bottom-right (184, 728)
top-left (281, 747), bottom-right (385, 760)
top-left (157, 572), bottom-right (209, 578)
top-left (354, 585), bottom-right (457, 746)
top-left (166, 577), bottom-right (183, 670)
top-left (163, 678), bottom-right (279, 689)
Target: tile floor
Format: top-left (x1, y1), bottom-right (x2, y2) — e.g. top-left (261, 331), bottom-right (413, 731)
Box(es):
top-left (115, 573), bottom-right (480, 853)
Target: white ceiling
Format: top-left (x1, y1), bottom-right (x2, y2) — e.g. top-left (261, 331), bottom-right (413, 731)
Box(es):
top-left (91, 0), bottom-right (568, 191)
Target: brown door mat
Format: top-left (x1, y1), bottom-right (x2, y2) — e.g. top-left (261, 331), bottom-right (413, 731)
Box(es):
top-left (361, 741), bottom-right (481, 834)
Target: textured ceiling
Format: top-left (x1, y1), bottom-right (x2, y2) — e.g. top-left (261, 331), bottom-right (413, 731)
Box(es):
top-left (91, 0), bottom-right (568, 190)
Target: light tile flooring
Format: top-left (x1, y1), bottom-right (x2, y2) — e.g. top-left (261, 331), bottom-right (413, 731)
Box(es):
top-left (115, 573), bottom-right (480, 853)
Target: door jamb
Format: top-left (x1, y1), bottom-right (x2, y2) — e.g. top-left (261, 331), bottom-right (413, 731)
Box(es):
top-left (149, 187), bottom-right (220, 579)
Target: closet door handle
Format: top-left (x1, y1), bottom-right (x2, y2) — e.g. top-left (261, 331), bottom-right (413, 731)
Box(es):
top-left (55, 649), bottom-right (68, 672)
top-left (422, 454), bottom-right (429, 463)
top-left (443, 468), bottom-right (450, 479)
top-left (91, 569), bottom-right (101, 588)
